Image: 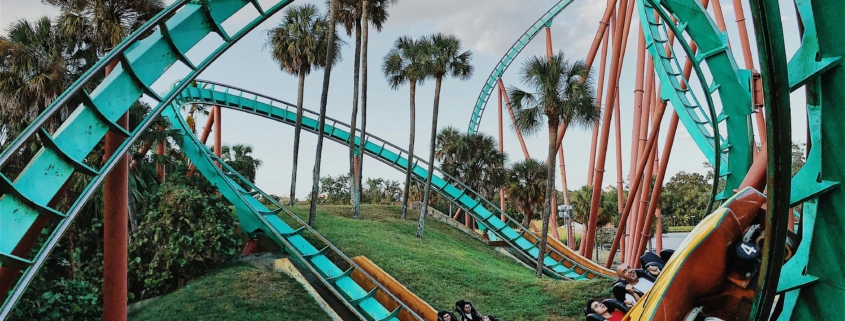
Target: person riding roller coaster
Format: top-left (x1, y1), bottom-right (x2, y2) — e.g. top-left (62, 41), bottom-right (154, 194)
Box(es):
top-left (438, 310), bottom-right (458, 321)
top-left (613, 250), bottom-right (674, 306)
top-left (455, 299), bottom-right (483, 321)
top-left (585, 298), bottom-right (630, 321)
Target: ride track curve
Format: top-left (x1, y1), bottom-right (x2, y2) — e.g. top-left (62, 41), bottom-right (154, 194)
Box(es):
top-left (161, 105), bottom-right (420, 321)
top-left (466, 0), bottom-right (574, 134)
top-left (0, 0), bottom-right (295, 317)
top-left (173, 80), bottom-right (616, 281)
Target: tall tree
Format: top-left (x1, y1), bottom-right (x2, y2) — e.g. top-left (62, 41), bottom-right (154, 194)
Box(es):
top-left (335, 0), bottom-right (394, 219)
top-left (382, 35), bottom-right (430, 220)
top-left (417, 33), bottom-right (474, 238)
top-left (356, 0), bottom-right (395, 220)
top-left (509, 52), bottom-right (598, 277)
top-left (0, 17), bottom-right (74, 154)
top-left (266, 4), bottom-right (339, 207)
top-left (507, 159), bottom-right (547, 227)
top-left (307, 0), bottom-right (342, 226)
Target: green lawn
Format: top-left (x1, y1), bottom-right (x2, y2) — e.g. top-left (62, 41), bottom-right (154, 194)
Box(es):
top-left (289, 204), bottom-right (613, 321)
top-left (129, 264), bottom-right (332, 321)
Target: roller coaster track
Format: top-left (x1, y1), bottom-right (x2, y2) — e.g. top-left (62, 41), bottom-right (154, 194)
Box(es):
top-left (637, 0), bottom-right (754, 200)
top-left (0, 1), bottom-right (301, 317)
top-left (162, 105), bottom-right (419, 321)
top-left (466, 0), bottom-right (574, 134)
top-left (174, 80), bottom-right (617, 281)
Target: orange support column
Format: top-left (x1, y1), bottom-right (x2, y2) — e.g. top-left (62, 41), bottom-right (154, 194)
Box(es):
top-left (187, 108), bottom-right (216, 176)
top-left (213, 105), bottom-right (222, 167)
top-left (103, 58), bottom-right (128, 321)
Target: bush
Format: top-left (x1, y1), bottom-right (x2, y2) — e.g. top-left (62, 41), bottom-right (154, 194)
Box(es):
top-left (128, 183), bottom-right (239, 300)
top-left (10, 278), bottom-right (101, 321)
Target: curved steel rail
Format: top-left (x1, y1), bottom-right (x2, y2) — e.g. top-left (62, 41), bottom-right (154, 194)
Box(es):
top-left (0, 1), bottom-right (292, 318)
top-left (176, 80), bottom-right (617, 280)
top-left (651, 0), bottom-right (754, 200)
top-left (162, 105), bottom-right (418, 321)
top-left (466, 0), bottom-right (574, 133)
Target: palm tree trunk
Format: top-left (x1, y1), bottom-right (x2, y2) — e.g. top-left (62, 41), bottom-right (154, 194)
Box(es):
top-left (358, 0), bottom-right (370, 220)
top-left (291, 67), bottom-right (306, 207)
top-left (309, 0), bottom-right (340, 225)
top-left (401, 80), bottom-right (417, 220)
top-left (522, 208), bottom-right (533, 228)
top-left (349, 19), bottom-right (362, 219)
top-left (418, 76), bottom-right (442, 237)
top-left (536, 120), bottom-right (558, 278)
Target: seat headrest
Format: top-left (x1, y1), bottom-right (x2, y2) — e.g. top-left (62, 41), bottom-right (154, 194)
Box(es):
top-left (586, 313), bottom-right (607, 321)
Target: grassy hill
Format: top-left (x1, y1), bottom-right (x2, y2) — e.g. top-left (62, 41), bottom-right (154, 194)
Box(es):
top-left (128, 264), bottom-right (333, 321)
top-left (289, 204), bottom-right (613, 321)
top-left (129, 204), bottom-right (612, 320)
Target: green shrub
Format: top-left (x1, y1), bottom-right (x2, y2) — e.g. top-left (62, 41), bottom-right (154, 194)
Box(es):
top-left (128, 183), bottom-right (239, 300)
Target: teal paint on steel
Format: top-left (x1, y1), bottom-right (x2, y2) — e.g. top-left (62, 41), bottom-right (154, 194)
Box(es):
top-left (161, 106), bottom-right (413, 321)
top-left (638, 0), bottom-right (754, 200)
top-left (466, 0), bottom-right (574, 133)
top-left (774, 0), bottom-right (843, 319)
top-left (0, 1), bottom-right (292, 318)
top-left (176, 81), bottom-right (611, 281)
top-left (657, 0), bottom-right (754, 200)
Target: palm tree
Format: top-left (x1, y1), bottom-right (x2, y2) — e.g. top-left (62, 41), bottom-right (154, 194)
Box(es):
top-left (221, 144), bottom-right (263, 189)
top-left (334, 0), bottom-right (394, 219)
top-left (47, 0), bottom-right (164, 55)
top-left (509, 51), bottom-right (598, 278)
top-left (507, 159), bottom-right (547, 227)
top-left (438, 131), bottom-right (508, 200)
top-left (417, 33), bottom-right (474, 238)
top-left (382, 36), bottom-right (430, 220)
top-left (266, 4), bottom-right (340, 207)
top-left (307, 0), bottom-right (343, 226)
top-left (0, 17), bottom-right (74, 168)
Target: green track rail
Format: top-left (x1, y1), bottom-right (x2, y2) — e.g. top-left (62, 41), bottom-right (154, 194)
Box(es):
top-left (771, 0), bottom-right (842, 319)
top-left (175, 80), bottom-right (614, 281)
top-left (638, 0), bottom-right (755, 199)
top-left (0, 0), bottom-right (294, 317)
top-left (466, 0), bottom-right (574, 133)
top-left (161, 106), bottom-right (416, 321)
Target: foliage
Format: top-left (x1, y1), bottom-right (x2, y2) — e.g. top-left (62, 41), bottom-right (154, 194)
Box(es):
top-left (319, 173), bottom-right (352, 204)
top-left (128, 183), bottom-right (240, 300)
top-left (265, 4), bottom-right (342, 77)
top-left (363, 177), bottom-right (402, 203)
top-left (506, 158), bottom-right (547, 227)
top-left (660, 171), bottom-right (711, 226)
top-left (220, 144), bottom-right (263, 189)
top-left (508, 51), bottom-right (599, 267)
top-left (435, 127), bottom-right (507, 199)
top-left (10, 277), bottom-right (102, 320)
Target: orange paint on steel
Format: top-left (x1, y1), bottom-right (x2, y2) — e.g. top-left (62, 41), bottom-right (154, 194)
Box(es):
top-left (613, 91), bottom-right (623, 263)
top-left (583, 0), bottom-right (633, 259)
top-left (586, 17), bottom-right (612, 185)
top-left (213, 105), bottom-right (222, 168)
top-left (655, 208), bottom-right (663, 251)
top-left (631, 83), bottom-right (658, 265)
top-left (604, 101), bottom-right (667, 267)
top-left (103, 57), bottom-right (128, 321)
top-left (497, 79), bottom-right (530, 159)
top-left (584, 0), bottom-right (620, 70)
top-left (187, 107), bottom-right (216, 176)
top-left (634, 108), bottom-right (676, 264)
top-left (351, 256), bottom-right (438, 321)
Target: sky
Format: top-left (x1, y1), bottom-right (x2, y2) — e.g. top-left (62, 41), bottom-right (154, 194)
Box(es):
top-left (1, 0), bottom-right (806, 201)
